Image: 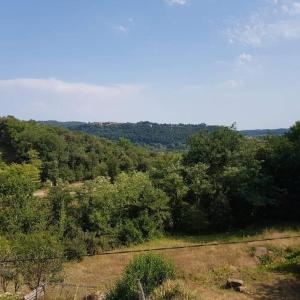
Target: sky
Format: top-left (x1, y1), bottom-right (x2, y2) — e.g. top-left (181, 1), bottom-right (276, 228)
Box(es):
top-left (0, 0), bottom-right (300, 129)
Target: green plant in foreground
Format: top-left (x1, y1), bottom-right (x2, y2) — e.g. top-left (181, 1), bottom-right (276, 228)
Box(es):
top-left (0, 293), bottom-right (18, 300)
top-left (107, 253), bottom-right (175, 300)
top-left (149, 279), bottom-right (195, 300)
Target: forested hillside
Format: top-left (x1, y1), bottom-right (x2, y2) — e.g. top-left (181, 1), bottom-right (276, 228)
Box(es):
top-left (0, 117), bottom-right (157, 183)
top-left (41, 120), bottom-right (288, 149)
top-left (0, 117), bottom-right (299, 297)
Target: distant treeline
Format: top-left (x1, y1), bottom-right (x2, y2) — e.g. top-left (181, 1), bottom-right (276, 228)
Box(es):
top-left (40, 120), bottom-right (288, 149)
top-left (0, 117), bottom-right (157, 183)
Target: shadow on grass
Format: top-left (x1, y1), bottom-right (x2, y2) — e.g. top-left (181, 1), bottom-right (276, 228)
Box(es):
top-left (167, 222), bottom-right (300, 245)
top-left (253, 249), bottom-right (300, 299)
top-left (254, 278), bottom-right (300, 300)
top-left (272, 251), bottom-right (300, 278)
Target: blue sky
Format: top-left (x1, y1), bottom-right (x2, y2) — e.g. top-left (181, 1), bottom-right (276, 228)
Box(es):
top-left (0, 0), bottom-right (300, 129)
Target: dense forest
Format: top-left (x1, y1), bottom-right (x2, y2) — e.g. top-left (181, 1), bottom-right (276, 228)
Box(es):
top-left (41, 120), bottom-right (288, 149)
top-left (0, 116), bottom-right (299, 296)
top-left (0, 117), bottom-right (157, 183)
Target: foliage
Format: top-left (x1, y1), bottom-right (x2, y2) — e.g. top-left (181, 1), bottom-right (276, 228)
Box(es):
top-left (271, 247), bottom-right (300, 276)
top-left (149, 279), bottom-right (195, 300)
top-left (13, 232), bottom-right (63, 289)
top-left (0, 116), bottom-right (156, 183)
top-left (0, 237), bottom-right (13, 293)
top-left (0, 237), bottom-right (21, 294)
top-left (181, 127), bottom-right (275, 231)
top-left (0, 163), bottom-right (46, 234)
top-left (67, 172), bottom-right (170, 247)
top-left (0, 293), bottom-right (18, 300)
top-left (259, 122), bottom-right (300, 221)
top-left (63, 238), bottom-right (87, 261)
top-left (107, 253), bottom-right (175, 300)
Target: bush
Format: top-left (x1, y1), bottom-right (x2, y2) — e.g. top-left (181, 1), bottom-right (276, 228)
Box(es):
top-left (84, 233), bottom-right (100, 255)
top-left (107, 253), bottom-right (175, 300)
top-left (116, 220), bottom-right (144, 246)
top-left (0, 293), bottom-right (18, 300)
top-left (13, 232), bottom-right (63, 289)
top-left (272, 248), bottom-right (300, 275)
top-left (63, 238), bottom-right (87, 261)
top-left (150, 279), bottom-right (195, 300)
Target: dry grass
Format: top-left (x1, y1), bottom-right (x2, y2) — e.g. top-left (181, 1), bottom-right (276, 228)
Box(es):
top-left (33, 181), bottom-right (84, 198)
top-left (55, 226), bottom-right (300, 299)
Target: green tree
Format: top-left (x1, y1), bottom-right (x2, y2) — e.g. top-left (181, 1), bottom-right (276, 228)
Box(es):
top-left (149, 153), bottom-right (188, 232)
top-left (14, 232), bottom-right (63, 290)
top-left (75, 172), bottom-right (170, 247)
top-left (0, 163), bottom-right (45, 234)
top-left (183, 127), bottom-right (271, 230)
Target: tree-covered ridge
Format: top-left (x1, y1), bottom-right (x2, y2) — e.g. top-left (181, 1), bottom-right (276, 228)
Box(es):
top-left (0, 117), bottom-right (157, 183)
top-left (41, 120), bottom-right (288, 149)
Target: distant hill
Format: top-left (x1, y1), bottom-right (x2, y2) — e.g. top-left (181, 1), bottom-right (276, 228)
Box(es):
top-left (40, 121), bottom-right (288, 149)
top-left (1, 117), bottom-right (156, 182)
top-left (240, 128), bottom-right (288, 137)
top-left (41, 120), bottom-right (86, 129)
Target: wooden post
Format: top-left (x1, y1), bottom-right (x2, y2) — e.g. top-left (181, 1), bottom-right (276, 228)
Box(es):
top-left (54, 285), bottom-right (59, 300)
top-left (73, 285), bottom-right (79, 300)
top-left (23, 284), bottom-right (46, 300)
top-left (60, 283), bottom-right (64, 297)
top-left (137, 280), bottom-right (146, 300)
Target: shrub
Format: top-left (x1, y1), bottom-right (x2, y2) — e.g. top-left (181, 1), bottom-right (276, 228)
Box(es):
top-left (13, 232), bottom-right (63, 289)
top-left (259, 254), bottom-right (273, 266)
top-left (0, 293), bottom-right (18, 300)
top-left (116, 220), bottom-right (144, 246)
top-left (272, 248), bottom-right (300, 275)
top-left (84, 233), bottom-right (100, 255)
top-left (149, 279), bottom-right (195, 300)
top-left (107, 253), bottom-right (175, 300)
top-left (63, 238), bottom-right (87, 261)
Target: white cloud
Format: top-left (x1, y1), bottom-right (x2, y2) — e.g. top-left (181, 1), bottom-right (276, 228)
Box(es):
top-left (0, 78), bottom-right (141, 98)
top-left (165, 0), bottom-right (189, 6)
top-left (0, 78), bottom-right (146, 121)
top-left (115, 18), bottom-right (134, 34)
top-left (218, 79), bottom-right (243, 89)
top-left (115, 25), bottom-right (129, 33)
top-left (227, 18), bottom-right (300, 47)
top-left (238, 53), bottom-right (253, 64)
top-left (226, 1), bottom-right (300, 46)
top-left (281, 1), bottom-right (300, 15)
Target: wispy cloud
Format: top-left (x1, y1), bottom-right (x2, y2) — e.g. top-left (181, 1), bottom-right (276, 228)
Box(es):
top-left (115, 18), bottom-right (134, 34)
top-left (165, 0), bottom-right (189, 6)
top-left (115, 25), bottom-right (129, 34)
top-left (0, 78), bottom-right (142, 98)
top-left (0, 78), bottom-right (146, 121)
top-left (281, 1), bottom-right (300, 15)
top-left (226, 0), bottom-right (300, 47)
top-left (238, 53), bottom-right (253, 64)
top-left (218, 79), bottom-right (243, 89)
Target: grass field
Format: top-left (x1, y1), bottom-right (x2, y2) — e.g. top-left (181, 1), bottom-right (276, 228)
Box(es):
top-left (43, 225), bottom-right (300, 299)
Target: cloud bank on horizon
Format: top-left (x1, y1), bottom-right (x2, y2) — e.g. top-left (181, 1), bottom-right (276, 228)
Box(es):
top-left (0, 0), bottom-right (300, 129)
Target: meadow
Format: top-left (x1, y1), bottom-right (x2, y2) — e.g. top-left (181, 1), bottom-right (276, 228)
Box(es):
top-left (44, 226), bottom-right (300, 299)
